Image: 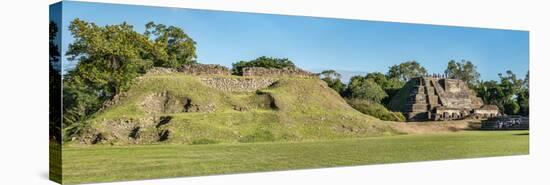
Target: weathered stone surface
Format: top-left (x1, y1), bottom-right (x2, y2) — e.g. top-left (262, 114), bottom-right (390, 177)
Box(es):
top-left (242, 67), bottom-right (317, 78)
top-left (79, 116), bottom-right (176, 144)
top-left (178, 63), bottom-right (231, 76)
top-left (390, 76), bottom-right (499, 121)
top-left (481, 115), bottom-right (529, 130)
top-left (99, 92), bottom-right (127, 112)
top-left (473, 105), bottom-right (500, 118)
top-left (199, 77), bottom-right (276, 92)
top-left (146, 67), bottom-right (176, 75)
top-left (140, 91), bottom-right (215, 113)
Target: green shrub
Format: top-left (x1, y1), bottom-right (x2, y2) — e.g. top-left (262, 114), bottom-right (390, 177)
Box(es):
top-left (232, 56), bottom-right (295, 75)
top-left (239, 129), bottom-right (275, 143)
top-left (346, 99), bottom-right (405, 122)
top-left (344, 77), bottom-right (388, 103)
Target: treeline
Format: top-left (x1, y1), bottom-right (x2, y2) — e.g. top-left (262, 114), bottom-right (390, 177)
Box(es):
top-left (321, 60), bottom-right (529, 121)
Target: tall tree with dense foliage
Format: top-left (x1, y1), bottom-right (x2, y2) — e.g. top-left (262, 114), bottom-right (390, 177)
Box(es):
top-left (475, 70), bottom-right (528, 116)
top-left (62, 19), bottom-right (197, 140)
top-left (365, 72), bottom-right (404, 103)
top-left (499, 70), bottom-right (525, 115)
top-left (65, 19), bottom-right (153, 96)
top-left (320, 70), bottom-right (341, 79)
top-left (144, 22), bottom-right (197, 67)
top-left (476, 80), bottom-right (503, 107)
top-left (445, 60), bottom-right (480, 87)
top-left (63, 19), bottom-right (153, 138)
top-left (320, 70), bottom-right (346, 94)
top-left (387, 61), bottom-right (428, 82)
top-left (232, 56), bottom-right (295, 75)
top-left (344, 76), bottom-right (388, 103)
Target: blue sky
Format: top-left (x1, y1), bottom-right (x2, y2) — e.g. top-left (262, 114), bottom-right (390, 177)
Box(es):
top-left (52, 1), bottom-right (529, 81)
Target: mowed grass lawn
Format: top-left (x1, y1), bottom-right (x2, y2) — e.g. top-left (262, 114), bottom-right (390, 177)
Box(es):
top-left (61, 131), bottom-right (528, 184)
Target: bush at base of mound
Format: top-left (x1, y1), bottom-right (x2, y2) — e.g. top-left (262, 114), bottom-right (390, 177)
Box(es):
top-left (346, 99), bottom-right (406, 122)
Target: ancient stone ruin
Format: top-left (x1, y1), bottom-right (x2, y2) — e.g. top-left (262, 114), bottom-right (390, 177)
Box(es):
top-left (199, 77), bottom-right (277, 92)
top-left (389, 76), bottom-right (500, 121)
top-left (140, 91), bottom-right (215, 113)
top-left (173, 64), bottom-right (316, 78)
top-left (481, 115), bottom-right (529, 130)
top-left (177, 63), bottom-right (231, 76)
top-left (242, 67), bottom-right (317, 78)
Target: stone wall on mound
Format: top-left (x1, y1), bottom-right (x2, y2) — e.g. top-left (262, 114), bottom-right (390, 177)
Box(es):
top-left (199, 77), bottom-right (277, 92)
top-left (145, 65), bottom-right (315, 92)
top-left (177, 64), bottom-right (231, 76)
top-left (146, 67), bottom-right (176, 75)
top-left (242, 67), bottom-right (317, 78)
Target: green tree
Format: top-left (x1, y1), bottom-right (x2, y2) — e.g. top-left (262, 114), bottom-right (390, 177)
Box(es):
top-left (62, 19), bottom-right (197, 140)
top-left (517, 90), bottom-right (529, 116)
top-left (320, 70), bottom-right (346, 94)
top-left (517, 71), bottom-right (529, 116)
top-left (320, 70), bottom-right (341, 79)
top-left (344, 76), bottom-right (388, 103)
top-left (365, 72), bottom-right (404, 103)
top-left (144, 22), bottom-right (197, 67)
top-left (63, 19), bottom-right (154, 138)
top-left (65, 19), bottom-right (153, 94)
top-left (232, 56), bottom-right (295, 75)
top-left (476, 80), bottom-right (504, 108)
top-left (504, 101), bottom-right (520, 115)
top-left (499, 70), bottom-right (524, 103)
top-left (445, 60), bottom-right (480, 87)
top-left (387, 61), bottom-right (428, 82)
top-left (49, 21), bottom-right (62, 143)
top-left (475, 70), bottom-right (528, 116)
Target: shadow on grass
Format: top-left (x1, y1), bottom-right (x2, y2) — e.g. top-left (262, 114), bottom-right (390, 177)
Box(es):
top-left (463, 121), bottom-right (482, 130)
top-left (514, 133), bottom-right (529, 136)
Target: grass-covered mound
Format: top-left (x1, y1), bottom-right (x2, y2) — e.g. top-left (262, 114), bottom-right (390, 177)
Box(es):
top-left (76, 73), bottom-right (398, 145)
top-left (346, 99), bottom-right (406, 122)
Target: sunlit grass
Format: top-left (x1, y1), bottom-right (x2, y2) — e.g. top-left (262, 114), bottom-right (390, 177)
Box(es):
top-left (61, 130), bottom-right (528, 184)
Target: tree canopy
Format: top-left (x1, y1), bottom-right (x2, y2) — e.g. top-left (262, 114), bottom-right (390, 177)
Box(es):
top-left (144, 22), bottom-right (197, 68)
top-left (344, 76), bottom-right (388, 103)
top-left (232, 56), bottom-right (295, 75)
top-left (320, 70), bottom-right (341, 80)
top-left (365, 72), bottom-right (404, 104)
top-left (320, 70), bottom-right (346, 95)
top-left (445, 60), bottom-right (480, 87)
top-left (475, 70), bottom-right (528, 116)
top-left (387, 61), bottom-right (428, 81)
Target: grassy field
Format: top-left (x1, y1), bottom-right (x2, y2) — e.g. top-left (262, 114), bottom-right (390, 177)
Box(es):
top-left (60, 130), bottom-right (528, 184)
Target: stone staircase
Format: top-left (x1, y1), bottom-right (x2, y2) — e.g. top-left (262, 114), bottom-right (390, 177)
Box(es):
top-left (403, 78), bottom-right (442, 121)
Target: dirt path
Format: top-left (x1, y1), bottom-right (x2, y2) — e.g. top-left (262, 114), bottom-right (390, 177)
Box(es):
top-left (390, 120), bottom-right (482, 134)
